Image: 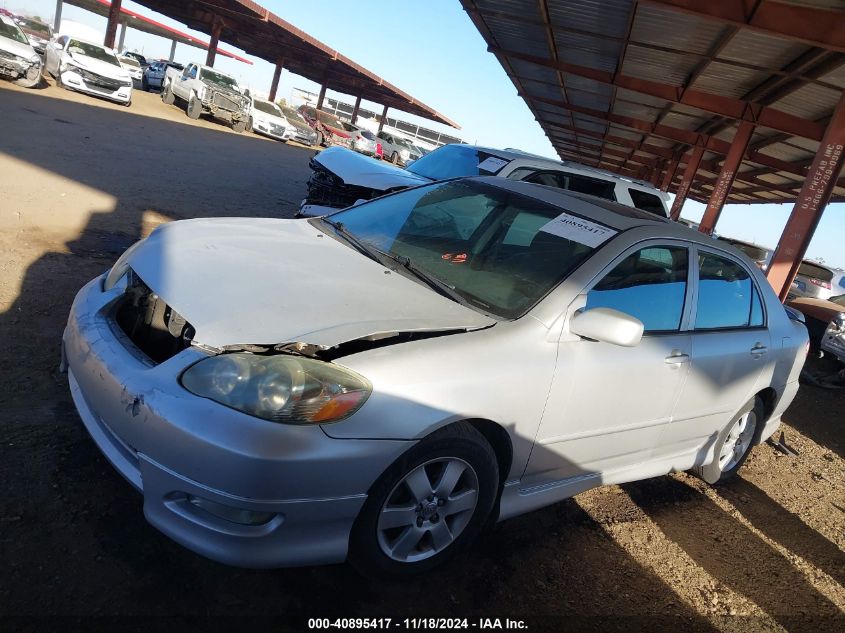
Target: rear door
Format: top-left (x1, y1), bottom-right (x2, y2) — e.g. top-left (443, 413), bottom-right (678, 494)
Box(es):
top-left (658, 246), bottom-right (774, 458)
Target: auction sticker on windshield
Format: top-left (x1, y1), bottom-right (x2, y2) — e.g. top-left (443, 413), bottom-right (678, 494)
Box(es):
top-left (539, 213), bottom-right (617, 247)
top-left (477, 156), bottom-right (509, 174)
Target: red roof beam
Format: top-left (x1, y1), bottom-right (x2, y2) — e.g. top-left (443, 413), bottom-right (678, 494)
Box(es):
top-left (500, 47), bottom-right (826, 141)
top-left (642, 0), bottom-right (845, 53)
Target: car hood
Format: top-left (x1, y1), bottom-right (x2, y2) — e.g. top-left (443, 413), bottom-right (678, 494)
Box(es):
top-left (68, 51), bottom-right (129, 79)
top-left (125, 218), bottom-right (495, 350)
top-left (286, 119), bottom-right (314, 134)
top-left (254, 110), bottom-right (286, 126)
top-left (0, 35), bottom-right (36, 59)
top-left (313, 146), bottom-right (432, 191)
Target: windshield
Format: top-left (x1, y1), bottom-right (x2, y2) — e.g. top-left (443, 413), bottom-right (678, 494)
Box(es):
top-left (326, 180), bottom-right (606, 318)
top-left (282, 106), bottom-right (307, 124)
top-left (67, 39), bottom-right (120, 66)
top-left (253, 100), bottom-right (281, 116)
top-left (200, 68), bottom-right (239, 91)
top-left (18, 18), bottom-right (50, 36)
top-left (407, 145), bottom-right (511, 181)
top-left (0, 20), bottom-right (28, 44)
top-left (720, 239), bottom-right (769, 262)
top-left (120, 57), bottom-right (141, 68)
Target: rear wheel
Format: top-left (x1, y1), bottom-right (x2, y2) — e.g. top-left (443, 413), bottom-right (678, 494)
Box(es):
top-left (161, 82), bottom-right (175, 105)
top-left (186, 93), bottom-right (202, 119)
top-left (391, 151), bottom-right (399, 164)
top-left (349, 422), bottom-right (498, 577)
top-left (695, 396), bottom-right (763, 484)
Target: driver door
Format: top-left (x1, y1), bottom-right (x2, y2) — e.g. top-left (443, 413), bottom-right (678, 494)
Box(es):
top-left (523, 243), bottom-right (694, 487)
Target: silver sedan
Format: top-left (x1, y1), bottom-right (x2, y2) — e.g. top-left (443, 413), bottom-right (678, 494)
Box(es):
top-left (63, 177), bottom-right (808, 575)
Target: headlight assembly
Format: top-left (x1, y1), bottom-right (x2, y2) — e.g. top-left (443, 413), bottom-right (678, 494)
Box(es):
top-left (181, 353), bottom-right (371, 424)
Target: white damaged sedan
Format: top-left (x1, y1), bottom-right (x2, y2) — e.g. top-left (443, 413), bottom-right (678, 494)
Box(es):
top-left (63, 178), bottom-right (808, 575)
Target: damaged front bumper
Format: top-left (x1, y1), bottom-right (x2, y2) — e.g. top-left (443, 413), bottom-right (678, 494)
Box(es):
top-left (61, 68), bottom-right (131, 103)
top-left (301, 158), bottom-right (387, 212)
top-left (62, 275), bottom-right (412, 567)
top-left (0, 53), bottom-right (39, 82)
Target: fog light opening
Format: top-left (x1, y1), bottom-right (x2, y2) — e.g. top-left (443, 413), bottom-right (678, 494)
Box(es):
top-left (187, 494), bottom-right (275, 526)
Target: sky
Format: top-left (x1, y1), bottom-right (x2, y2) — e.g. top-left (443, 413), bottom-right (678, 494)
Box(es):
top-left (8, 0), bottom-right (845, 269)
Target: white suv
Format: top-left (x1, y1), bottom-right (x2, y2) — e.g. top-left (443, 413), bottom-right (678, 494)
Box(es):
top-left (299, 144), bottom-right (670, 218)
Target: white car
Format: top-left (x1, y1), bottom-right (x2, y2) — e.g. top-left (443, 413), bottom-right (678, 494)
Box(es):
top-left (118, 55), bottom-right (143, 83)
top-left (299, 144), bottom-right (671, 218)
top-left (45, 35), bottom-right (132, 105)
top-left (161, 62), bottom-right (250, 131)
top-left (63, 177), bottom-right (807, 574)
top-left (248, 97), bottom-right (290, 141)
top-left (0, 15), bottom-right (41, 88)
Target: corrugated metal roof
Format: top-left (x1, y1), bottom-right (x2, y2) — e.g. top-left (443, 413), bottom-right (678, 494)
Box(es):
top-left (462, 0), bottom-right (845, 203)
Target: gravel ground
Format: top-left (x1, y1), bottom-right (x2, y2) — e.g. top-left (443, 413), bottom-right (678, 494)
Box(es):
top-left (1, 79), bottom-right (843, 631)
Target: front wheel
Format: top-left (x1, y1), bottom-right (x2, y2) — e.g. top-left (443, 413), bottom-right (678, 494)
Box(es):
top-left (316, 130), bottom-right (325, 146)
top-left (695, 396), bottom-right (763, 484)
top-left (232, 119), bottom-right (247, 133)
top-left (349, 422), bottom-right (498, 577)
top-left (186, 93), bottom-right (202, 119)
top-left (161, 82), bottom-right (175, 105)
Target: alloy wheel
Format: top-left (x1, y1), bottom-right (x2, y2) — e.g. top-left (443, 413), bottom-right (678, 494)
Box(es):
top-left (377, 457), bottom-right (479, 563)
top-left (718, 410), bottom-right (757, 471)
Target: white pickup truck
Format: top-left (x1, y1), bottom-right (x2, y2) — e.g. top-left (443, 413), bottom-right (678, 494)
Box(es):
top-left (161, 62), bottom-right (250, 132)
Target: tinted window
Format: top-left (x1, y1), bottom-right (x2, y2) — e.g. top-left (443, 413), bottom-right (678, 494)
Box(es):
top-left (797, 261), bottom-right (833, 282)
top-left (566, 174), bottom-right (616, 200)
top-left (695, 253), bottom-right (759, 329)
top-left (587, 246), bottom-right (688, 332)
top-left (328, 180), bottom-right (605, 318)
top-left (628, 189), bottom-right (667, 217)
top-left (524, 172), bottom-right (566, 188)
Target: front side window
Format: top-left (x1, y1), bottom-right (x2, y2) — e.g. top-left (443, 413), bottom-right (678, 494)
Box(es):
top-left (586, 246), bottom-right (688, 332)
top-left (695, 252), bottom-right (762, 329)
top-left (326, 181), bottom-right (610, 318)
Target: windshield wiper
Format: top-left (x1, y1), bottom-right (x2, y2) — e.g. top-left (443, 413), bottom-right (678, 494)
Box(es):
top-left (321, 218), bottom-right (384, 265)
top-left (382, 252), bottom-right (468, 305)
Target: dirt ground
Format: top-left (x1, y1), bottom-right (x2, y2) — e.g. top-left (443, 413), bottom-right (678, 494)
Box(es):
top-left (1, 78), bottom-right (844, 631)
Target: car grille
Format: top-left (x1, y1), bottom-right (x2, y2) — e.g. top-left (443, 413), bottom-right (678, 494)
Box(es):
top-left (306, 159), bottom-right (389, 208)
top-left (270, 123), bottom-right (286, 136)
top-left (114, 271), bottom-right (195, 364)
top-left (211, 91), bottom-right (241, 111)
top-left (80, 70), bottom-right (129, 90)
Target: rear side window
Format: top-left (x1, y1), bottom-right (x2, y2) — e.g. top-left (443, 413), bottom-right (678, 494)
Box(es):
top-left (695, 253), bottom-right (762, 329)
top-left (517, 170), bottom-right (616, 201)
top-left (587, 246), bottom-right (688, 332)
top-left (628, 189), bottom-right (667, 217)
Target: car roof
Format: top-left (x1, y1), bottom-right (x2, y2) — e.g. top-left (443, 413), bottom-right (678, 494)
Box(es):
top-left (471, 176), bottom-right (708, 233)
top-left (445, 144), bottom-right (663, 192)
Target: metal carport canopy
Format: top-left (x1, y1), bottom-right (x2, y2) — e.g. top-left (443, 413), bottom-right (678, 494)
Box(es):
top-left (124, 0), bottom-right (459, 128)
top-left (461, 0), bottom-right (845, 206)
top-left (63, 0), bottom-right (252, 63)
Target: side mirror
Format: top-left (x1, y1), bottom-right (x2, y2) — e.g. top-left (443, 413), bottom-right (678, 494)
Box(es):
top-left (352, 199), bottom-right (367, 207)
top-left (570, 308), bottom-right (644, 347)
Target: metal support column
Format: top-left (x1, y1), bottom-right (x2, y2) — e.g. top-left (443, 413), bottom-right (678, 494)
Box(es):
top-left (767, 94), bottom-right (845, 301)
top-left (378, 105), bottom-right (389, 134)
top-left (669, 146), bottom-right (705, 221)
top-left (698, 120), bottom-right (755, 235)
top-left (351, 95), bottom-right (362, 125)
top-left (103, 0), bottom-right (123, 49)
top-left (54, 0), bottom-right (63, 32)
top-left (117, 21), bottom-right (127, 53)
top-left (660, 158), bottom-right (678, 192)
top-left (269, 57), bottom-right (284, 102)
top-left (206, 17), bottom-right (222, 67)
top-left (168, 39), bottom-right (177, 62)
top-left (316, 83), bottom-right (327, 110)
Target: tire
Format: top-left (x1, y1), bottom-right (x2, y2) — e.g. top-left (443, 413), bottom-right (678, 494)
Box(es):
top-left (391, 151), bottom-right (399, 164)
top-left (186, 93), bottom-right (202, 119)
top-left (247, 116), bottom-right (254, 133)
top-left (349, 422), bottom-right (498, 577)
top-left (141, 77), bottom-right (148, 92)
top-left (695, 396), bottom-right (764, 485)
top-left (161, 82), bottom-right (175, 105)
top-left (55, 70), bottom-right (64, 89)
top-left (232, 119), bottom-right (247, 133)
top-left (316, 130), bottom-right (325, 146)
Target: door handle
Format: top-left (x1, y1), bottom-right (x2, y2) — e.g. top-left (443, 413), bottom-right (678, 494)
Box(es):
top-left (750, 344), bottom-right (768, 357)
top-left (664, 352), bottom-right (690, 364)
